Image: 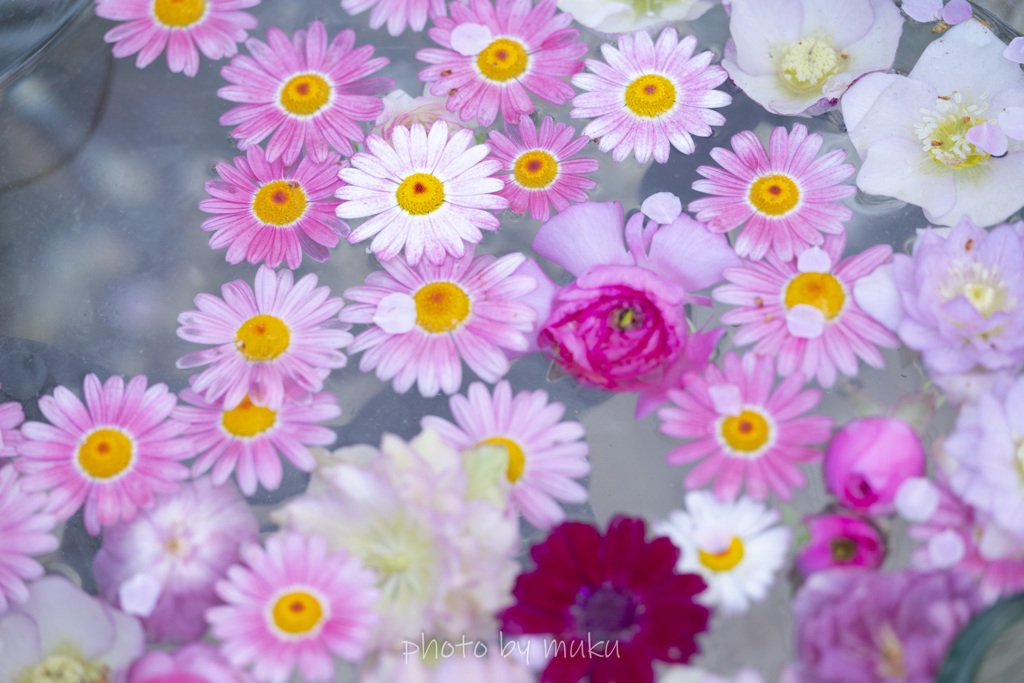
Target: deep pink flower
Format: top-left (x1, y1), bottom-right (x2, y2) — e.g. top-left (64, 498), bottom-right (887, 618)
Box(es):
top-left (417, 0), bottom-right (587, 127)
top-left (341, 0), bottom-right (447, 36)
top-left (532, 200), bottom-right (739, 418)
top-left (218, 21), bottom-right (393, 164)
top-left (500, 516), bottom-right (710, 683)
top-left (199, 146), bottom-right (347, 269)
top-left (658, 351), bottom-right (833, 501)
top-left (790, 568), bottom-right (979, 683)
top-left (0, 466), bottom-right (58, 613)
top-left (15, 374), bottom-right (194, 536)
top-left (487, 115), bottom-right (599, 222)
top-left (127, 643), bottom-right (254, 683)
top-left (714, 237), bottom-right (899, 388)
top-left (795, 512), bottom-right (885, 577)
top-left (96, 0), bottom-right (258, 78)
top-left (823, 417), bottom-right (925, 517)
top-left (689, 124), bottom-right (856, 262)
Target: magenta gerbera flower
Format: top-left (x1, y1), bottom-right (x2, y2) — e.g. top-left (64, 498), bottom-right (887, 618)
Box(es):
top-left (176, 265), bottom-right (352, 411)
top-left (487, 115), bottom-right (599, 222)
top-left (0, 466), bottom-right (57, 613)
top-left (95, 0), bottom-right (258, 78)
top-left (501, 516), bottom-right (710, 683)
top-left (174, 388), bottom-right (340, 495)
top-left (340, 249), bottom-right (541, 397)
top-left (657, 351), bottom-right (833, 501)
top-left (689, 124), bottom-right (857, 262)
top-left (571, 28), bottom-right (730, 164)
top-left (713, 240), bottom-right (899, 387)
top-left (199, 146), bottom-right (347, 269)
top-left (207, 533), bottom-right (379, 683)
top-left (337, 121), bottom-right (507, 267)
top-left (15, 374), bottom-right (194, 535)
top-left (416, 0), bottom-right (587, 127)
top-left (218, 20), bottom-right (394, 165)
top-left (341, 0), bottom-right (447, 36)
top-left (422, 380), bottom-right (590, 529)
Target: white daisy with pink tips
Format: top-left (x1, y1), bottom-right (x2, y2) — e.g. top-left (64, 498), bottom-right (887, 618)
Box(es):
top-left (176, 265), bottom-right (351, 411)
top-left (208, 533), bottom-right (379, 683)
top-left (713, 237), bottom-right (899, 388)
top-left (340, 249), bottom-right (553, 397)
top-left (422, 380), bottom-right (590, 529)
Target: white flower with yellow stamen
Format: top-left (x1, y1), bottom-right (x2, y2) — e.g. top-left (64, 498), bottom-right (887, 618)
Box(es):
top-left (654, 491), bottom-right (791, 615)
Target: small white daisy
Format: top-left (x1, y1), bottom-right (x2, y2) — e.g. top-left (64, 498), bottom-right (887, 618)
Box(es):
top-left (653, 491), bottom-right (791, 614)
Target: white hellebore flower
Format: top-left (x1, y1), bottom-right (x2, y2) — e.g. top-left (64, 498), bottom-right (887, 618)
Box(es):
top-left (722, 0), bottom-right (904, 116)
top-left (843, 19), bottom-right (1024, 227)
top-left (556, 0), bottom-right (717, 35)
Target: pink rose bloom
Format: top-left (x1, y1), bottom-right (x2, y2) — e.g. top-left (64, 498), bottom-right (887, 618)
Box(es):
top-left (823, 417), bottom-right (925, 516)
top-left (532, 199), bottom-right (739, 418)
top-left (796, 512), bottom-right (885, 577)
top-left (127, 643), bottom-right (253, 683)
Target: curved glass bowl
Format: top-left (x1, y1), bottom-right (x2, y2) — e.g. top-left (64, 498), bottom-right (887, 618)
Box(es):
top-left (0, 1), bottom-right (1022, 681)
top-left (939, 592), bottom-right (1024, 683)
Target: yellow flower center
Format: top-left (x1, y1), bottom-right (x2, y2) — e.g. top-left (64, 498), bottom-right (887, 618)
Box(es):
top-left (915, 93), bottom-right (991, 169)
top-left (78, 428), bottom-right (133, 479)
top-left (779, 38), bottom-right (841, 91)
top-left (748, 174), bottom-right (800, 216)
top-left (153, 0), bottom-right (206, 27)
top-left (830, 538), bottom-right (858, 562)
top-left (1014, 440), bottom-right (1024, 485)
top-left (235, 314), bottom-right (290, 362)
top-left (785, 272), bottom-right (845, 319)
top-left (279, 73), bottom-right (331, 117)
top-left (24, 653), bottom-right (108, 683)
top-left (395, 173), bottom-right (446, 216)
top-left (222, 396), bottom-right (277, 437)
top-left (719, 410), bottom-right (771, 454)
top-left (252, 180), bottom-right (308, 226)
top-left (513, 150), bottom-right (559, 190)
top-left (476, 38), bottom-right (529, 82)
top-left (414, 282), bottom-right (471, 333)
top-left (271, 591), bottom-right (324, 635)
top-left (624, 74), bottom-right (677, 118)
top-left (698, 537), bottom-right (745, 572)
top-left (481, 436), bottom-right (526, 483)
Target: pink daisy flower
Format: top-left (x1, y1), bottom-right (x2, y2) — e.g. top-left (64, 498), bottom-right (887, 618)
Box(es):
top-left (422, 380), bottom-right (590, 529)
top-left (486, 115), bottom-right (599, 222)
top-left (689, 124), bottom-right (857, 262)
top-left (340, 249), bottom-right (541, 397)
top-left (341, 0), bottom-right (447, 36)
top-left (95, 0), bottom-right (258, 78)
top-left (218, 21), bottom-right (394, 165)
top-left (570, 27), bottom-right (730, 164)
top-left (713, 239), bottom-right (899, 388)
top-left (657, 351), bottom-right (833, 501)
top-left (416, 0), bottom-right (587, 128)
top-left (176, 265), bottom-right (351, 411)
top-left (174, 388), bottom-right (340, 496)
top-left (15, 374), bottom-right (194, 535)
top-left (336, 121), bottom-right (508, 267)
top-left (207, 533), bottom-right (379, 683)
top-left (199, 146), bottom-right (348, 269)
top-left (0, 465), bottom-right (58, 613)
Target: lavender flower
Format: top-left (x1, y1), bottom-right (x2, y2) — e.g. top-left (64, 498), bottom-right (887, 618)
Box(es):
top-left (93, 477), bottom-right (259, 643)
top-left (790, 569), bottom-right (980, 683)
top-left (855, 217), bottom-right (1024, 398)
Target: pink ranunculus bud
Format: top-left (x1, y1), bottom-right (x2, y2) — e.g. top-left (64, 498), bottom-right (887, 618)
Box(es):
top-left (823, 417), bottom-right (926, 516)
top-left (538, 264), bottom-right (688, 392)
top-left (796, 512), bottom-right (885, 577)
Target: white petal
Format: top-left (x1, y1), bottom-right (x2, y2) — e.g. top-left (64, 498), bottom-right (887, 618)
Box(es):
top-left (708, 384), bottom-right (744, 417)
top-left (640, 192), bottom-right (682, 225)
top-left (796, 246), bottom-right (832, 274)
top-left (894, 476), bottom-right (939, 522)
top-left (997, 106), bottom-right (1024, 140)
top-left (373, 292), bottom-right (417, 334)
top-left (119, 573), bottom-right (164, 618)
top-left (852, 263), bottom-right (903, 331)
top-left (785, 304), bottom-right (826, 339)
top-left (450, 23), bottom-right (493, 56)
top-left (927, 529), bottom-right (966, 567)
